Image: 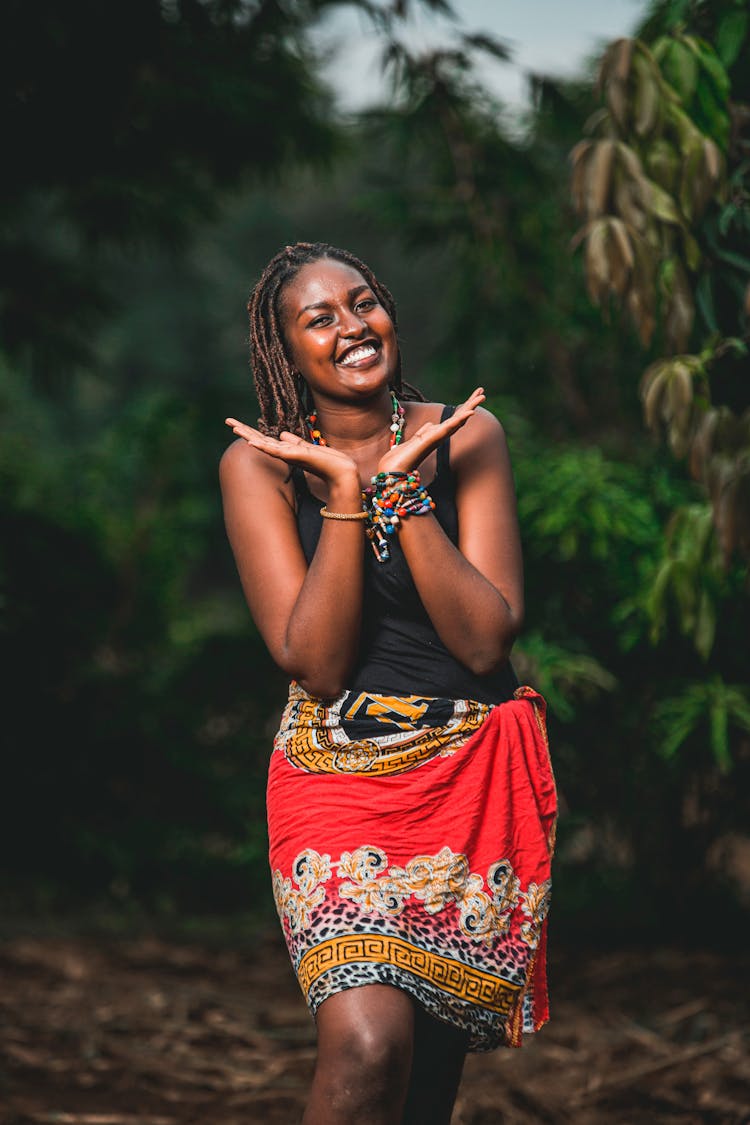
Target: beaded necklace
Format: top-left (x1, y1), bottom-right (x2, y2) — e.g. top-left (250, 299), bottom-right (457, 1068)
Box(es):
top-left (305, 391), bottom-right (404, 448)
top-left (304, 391), bottom-right (405, 561)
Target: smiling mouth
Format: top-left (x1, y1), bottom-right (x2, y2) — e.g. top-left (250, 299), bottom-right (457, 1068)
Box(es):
top-left (337, 342), bottom-right (379, 367)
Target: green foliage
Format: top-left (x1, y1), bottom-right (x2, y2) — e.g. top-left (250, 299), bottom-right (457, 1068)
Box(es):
top-left (512, 631), bottom-right (616, 723)
top-left (3, 0), bottom-right (749, 935)
top-left (645, 502), bottom-right (721, 655)
top-left (517, 445), bottom-right (662, 565)
top-left (655, 676), bottom-right (750, 771)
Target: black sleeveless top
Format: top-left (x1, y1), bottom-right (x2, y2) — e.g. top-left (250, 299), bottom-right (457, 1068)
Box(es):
top-left (293, 406), bottom-right (518, 705)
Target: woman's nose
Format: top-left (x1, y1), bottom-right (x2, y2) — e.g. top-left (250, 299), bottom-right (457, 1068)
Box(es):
top-left (338, 307), bottom-right (367, 336)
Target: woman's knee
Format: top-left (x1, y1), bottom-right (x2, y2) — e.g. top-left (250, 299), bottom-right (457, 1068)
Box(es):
top-left (315, 987), bottom-right (415, 1105)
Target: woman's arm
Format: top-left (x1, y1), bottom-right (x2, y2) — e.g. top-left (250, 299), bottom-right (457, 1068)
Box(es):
top-left (390, 408), bottom-right (524, 674)
top-left (219, 434), bottom-right (366, 698)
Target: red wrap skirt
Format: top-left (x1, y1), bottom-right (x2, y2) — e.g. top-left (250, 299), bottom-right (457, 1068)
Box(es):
top-left (267, 683), bottom-right (556, 1051)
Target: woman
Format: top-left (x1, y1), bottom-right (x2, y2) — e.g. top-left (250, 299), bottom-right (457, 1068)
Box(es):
top-left (220, 242), bottom-right (556, 1124)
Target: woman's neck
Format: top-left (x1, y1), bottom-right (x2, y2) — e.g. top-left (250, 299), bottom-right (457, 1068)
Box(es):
top-left (309, 390), bottom-right (396, 452)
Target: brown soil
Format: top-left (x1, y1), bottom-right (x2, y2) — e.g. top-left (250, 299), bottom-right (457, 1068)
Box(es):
top-left (0, 927), bottom-right (748, 1124)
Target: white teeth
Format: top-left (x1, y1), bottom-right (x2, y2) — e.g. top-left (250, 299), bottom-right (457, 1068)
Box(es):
top-left (339, 344), bottom-right (376, 366)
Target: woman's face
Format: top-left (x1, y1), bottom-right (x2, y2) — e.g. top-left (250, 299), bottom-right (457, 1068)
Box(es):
top-left (279, 258), bottom-right (398, 403)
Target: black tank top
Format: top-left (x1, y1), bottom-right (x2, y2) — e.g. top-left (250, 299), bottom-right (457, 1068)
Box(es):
top-left (292, 406), bottom-right (518, 705)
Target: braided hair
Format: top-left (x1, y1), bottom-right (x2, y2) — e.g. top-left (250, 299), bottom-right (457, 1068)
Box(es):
top-left (247, 241), bottom-right (424, 436)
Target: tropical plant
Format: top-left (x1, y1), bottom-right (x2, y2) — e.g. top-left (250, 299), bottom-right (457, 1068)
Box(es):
top-left (571, 1), bottom-right (750, 564)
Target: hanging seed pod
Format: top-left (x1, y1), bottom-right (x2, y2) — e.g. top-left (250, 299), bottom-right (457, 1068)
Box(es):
top-left (597, 38), bottom-right (633, 129)
top-left (585, 139), bottom-right (615, 218)
top-left (690, 406), bottom-right (720, 480)
top-left (607, 217), bottom-right (635, 296)
top-left (584, 219), bottom-right (612, 305)
top-left (641, 359), bottom-right (670, 431)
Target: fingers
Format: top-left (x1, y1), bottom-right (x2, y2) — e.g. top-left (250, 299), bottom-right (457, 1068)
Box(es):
top-left (225, 417), bottom-right (260, 442)
top-left (225, 417), bottom-right (296, 459)
top-left (453, 387), bottom-right (486, 419)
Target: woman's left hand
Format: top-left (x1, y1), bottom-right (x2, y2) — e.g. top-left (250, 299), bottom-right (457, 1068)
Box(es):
top-left (376, 387), bottom-right (486, 475)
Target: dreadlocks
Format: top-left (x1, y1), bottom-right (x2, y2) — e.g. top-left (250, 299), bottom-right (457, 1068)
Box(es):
top-left (247, 242), bottom-right (424, 436)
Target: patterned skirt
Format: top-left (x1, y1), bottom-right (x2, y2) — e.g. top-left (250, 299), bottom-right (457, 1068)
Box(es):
top-left (267, 682), bottom-right (557, 1051)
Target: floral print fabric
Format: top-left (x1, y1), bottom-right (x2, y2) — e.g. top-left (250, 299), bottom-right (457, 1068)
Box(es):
top-left (267, 684), bottom-right (556, 1050)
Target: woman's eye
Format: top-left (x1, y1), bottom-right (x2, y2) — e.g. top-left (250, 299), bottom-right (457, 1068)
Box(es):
top-left (355, 299), bottom-right (376, 312)
top-left (308, 315), bottom-right (331, 328)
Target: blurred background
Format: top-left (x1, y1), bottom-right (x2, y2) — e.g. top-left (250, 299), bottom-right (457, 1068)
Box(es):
top-left (2, 0), bottom-right (749, 952)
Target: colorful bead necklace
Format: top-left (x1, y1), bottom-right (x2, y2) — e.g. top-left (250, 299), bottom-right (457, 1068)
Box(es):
top-left (305, 391), bottom-right (404, 448)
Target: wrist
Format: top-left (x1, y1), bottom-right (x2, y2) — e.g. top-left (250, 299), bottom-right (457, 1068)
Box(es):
top-left (327, 474), bottom-right (364, 512)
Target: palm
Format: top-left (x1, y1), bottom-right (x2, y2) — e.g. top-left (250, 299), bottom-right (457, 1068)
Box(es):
top-left (225, 419), bottom-right (358, 480)
top-left (377, 388), bottom-right (486, 475)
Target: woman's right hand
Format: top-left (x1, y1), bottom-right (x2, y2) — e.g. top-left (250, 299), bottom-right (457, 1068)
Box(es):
top-left (225, 418), bottom-right (359, 487)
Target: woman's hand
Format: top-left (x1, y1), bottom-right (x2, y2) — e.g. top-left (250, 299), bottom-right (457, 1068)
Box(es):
top-left (225, 418), bottom-right (359, 486)
top-left (375, 388), bottom-right (486, 476)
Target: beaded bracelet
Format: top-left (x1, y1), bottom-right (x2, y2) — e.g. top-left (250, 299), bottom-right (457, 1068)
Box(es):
top-left (320, 506), bottom-right (370, 521)
top-left (364, 470), bottom-right (436, 562)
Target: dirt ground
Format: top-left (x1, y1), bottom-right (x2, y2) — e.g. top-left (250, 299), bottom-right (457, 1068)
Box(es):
top-left (0, 925), bottom-right (748, 1124)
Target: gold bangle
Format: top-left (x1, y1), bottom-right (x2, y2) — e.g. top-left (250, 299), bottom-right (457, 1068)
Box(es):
top-left (320, 506), bottom-right (369, 521)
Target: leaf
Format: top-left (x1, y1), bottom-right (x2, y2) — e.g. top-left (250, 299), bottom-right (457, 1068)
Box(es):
top-left (646, 138), bottom-right (680, 193)
top-left (665, 262), bottom-right (695, 353)
top-left (718, 202), bottom-right (739, 237)
top-left (708, 686), bottom-right (731, 772)
top-left (681, 227), bottom-right (702, 272)
top-left (584, 220), bottom-right (611, 305)
top-left (585, 139), bottom-right (615, 218)
top-left (641, 360), bottom-right (669, 430)
top-left (692, 38), bottom-right (732, 103)
top-left (678, 138), bottom-right (704, 222)
top-left (632, 50), bottom-right (661, 136)
top-left (599, 38), bottom-right (634, 128)
top-left (716, 9), bottom-right (749, 68)
top-left (702, 137), bottom-right (723, 183)
top-left (570, 140), bottom-right (593, 215)
top-left (657, 691), bottom-right (702, 759)
top-left (694, 588), bottom-right (716, 660)
top-left (713, 247), bottom-right (750, 275)
top-left (695, 272), bottom-right (718, 334)
top-left (659, 38), bottom-right (699, 103)
top-left (694, 79), bottom-right (731, 150)
top-left (460, 33), bottom-right (513, 63)
top-left (644, 179), bottom-right (681, 224)
top-left (609, 217), bottom-right (635, 272)
top-left (613, 169), bottom-right (647, 233)
top-left (667, 359), bottom-right (694, 422)
top-left (611, 36), bottom-right (634, 83)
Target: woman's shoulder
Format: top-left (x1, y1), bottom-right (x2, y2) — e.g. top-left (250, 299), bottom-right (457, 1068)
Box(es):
top-left (406, 399), bottom-right (505, 433)
top-left (219, 436), bottom-right (292, 494)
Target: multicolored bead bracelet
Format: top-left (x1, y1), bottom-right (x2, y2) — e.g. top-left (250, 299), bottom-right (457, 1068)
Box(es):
top-left (364, 470), bottom-right (436, 562)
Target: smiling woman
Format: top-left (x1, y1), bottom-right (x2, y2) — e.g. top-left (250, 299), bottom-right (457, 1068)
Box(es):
top-left (219, 242), bottom-right (556, 1124)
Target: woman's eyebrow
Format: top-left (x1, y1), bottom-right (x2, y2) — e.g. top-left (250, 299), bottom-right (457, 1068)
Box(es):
top-left (297, 285), bottom-right (372, 320)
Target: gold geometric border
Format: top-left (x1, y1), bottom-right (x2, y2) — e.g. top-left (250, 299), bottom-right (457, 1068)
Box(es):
top-left (277, 687), bottom-right (492, 775)
top-left (297, 934), bottom-right (521, 1016)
